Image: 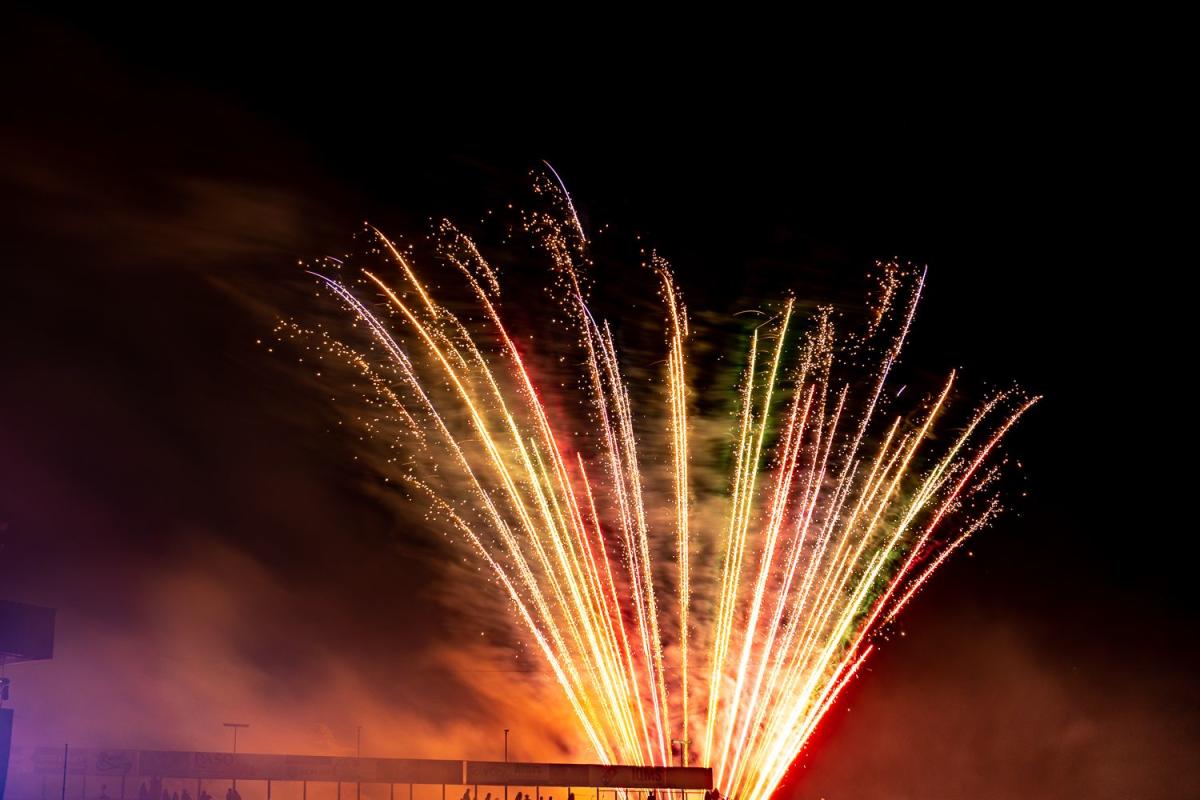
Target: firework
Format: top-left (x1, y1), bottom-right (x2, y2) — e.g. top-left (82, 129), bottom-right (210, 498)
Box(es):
top-left (279, 174), bottom-right (1036, 800)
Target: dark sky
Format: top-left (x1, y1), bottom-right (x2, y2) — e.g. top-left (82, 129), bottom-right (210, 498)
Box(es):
top-left (2, 11), bottom-right (1193, 800)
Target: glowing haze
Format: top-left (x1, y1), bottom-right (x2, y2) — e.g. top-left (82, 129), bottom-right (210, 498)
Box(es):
top-left (278, 173), bottom-right (1037, 799)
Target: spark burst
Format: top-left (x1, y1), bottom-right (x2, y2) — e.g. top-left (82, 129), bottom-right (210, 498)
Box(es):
top-left (278, 174), bottom-right (1037, 800)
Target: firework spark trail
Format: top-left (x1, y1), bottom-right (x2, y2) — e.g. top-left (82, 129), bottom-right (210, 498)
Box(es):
top-left (305, 270), bottom-right (616, 759)
top-left (722, 380), bottom-right (813, 780)
top-left (286, 176), bottom-right (1037, 799)
top-left (657, 261), bottom-right (692, 760)
top-left (364, 265), bottom-right (628, 760)
top-left (576, 296), bottom-right (668, 763)
top-left (702, 326), bottom-right (760, 767)
top-left (716, 302), bottom-right (795, 781)
top-left (435, 222), bottom-right (647, 746)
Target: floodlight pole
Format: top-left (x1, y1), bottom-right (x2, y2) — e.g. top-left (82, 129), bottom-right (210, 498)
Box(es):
top-left (223, 723), bottom-right (250, 790)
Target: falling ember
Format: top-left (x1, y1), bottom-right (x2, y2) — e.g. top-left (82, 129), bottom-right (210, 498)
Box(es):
top-left (278, 172), bottom-right (1037, 800)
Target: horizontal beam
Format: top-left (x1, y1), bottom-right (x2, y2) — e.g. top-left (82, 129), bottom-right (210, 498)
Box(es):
top-left (17, 750), bottom-right (713, 790)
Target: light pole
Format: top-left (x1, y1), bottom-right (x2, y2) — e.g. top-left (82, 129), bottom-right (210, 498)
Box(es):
top-left (356, 727), bottom-right (362, 800)
top-left (669, 739), bottom-right (690, 768)
top-left (670, 740), bottom-right (690, 800)
top-left (503, 730), bottom-right (510, 800)
top-left (223, 723), bottom-right (250, 791)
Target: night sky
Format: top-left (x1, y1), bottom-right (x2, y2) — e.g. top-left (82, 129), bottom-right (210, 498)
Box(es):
top-left (2, 11), bottom-right (1194, 800)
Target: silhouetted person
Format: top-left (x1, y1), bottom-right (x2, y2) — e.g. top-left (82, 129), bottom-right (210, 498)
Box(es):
top-left (461, 790), bottom-right (471, 800)
top-left (515, 793), bottom-right (523, 800)
top-left (484, 793), bottom-right (491, 800)
top-left (231, 788), bottom-right (242, 800)
top-left (182, 790), bottom-right (193, 800)
top-left (173, 791), bottom-right (179, 800)
top-left (138, 784), bottom-right (149, 800)
top-left (99, 785), bottom-right (111, 800)
top-left (225, 789), bottom-right (233, 800)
